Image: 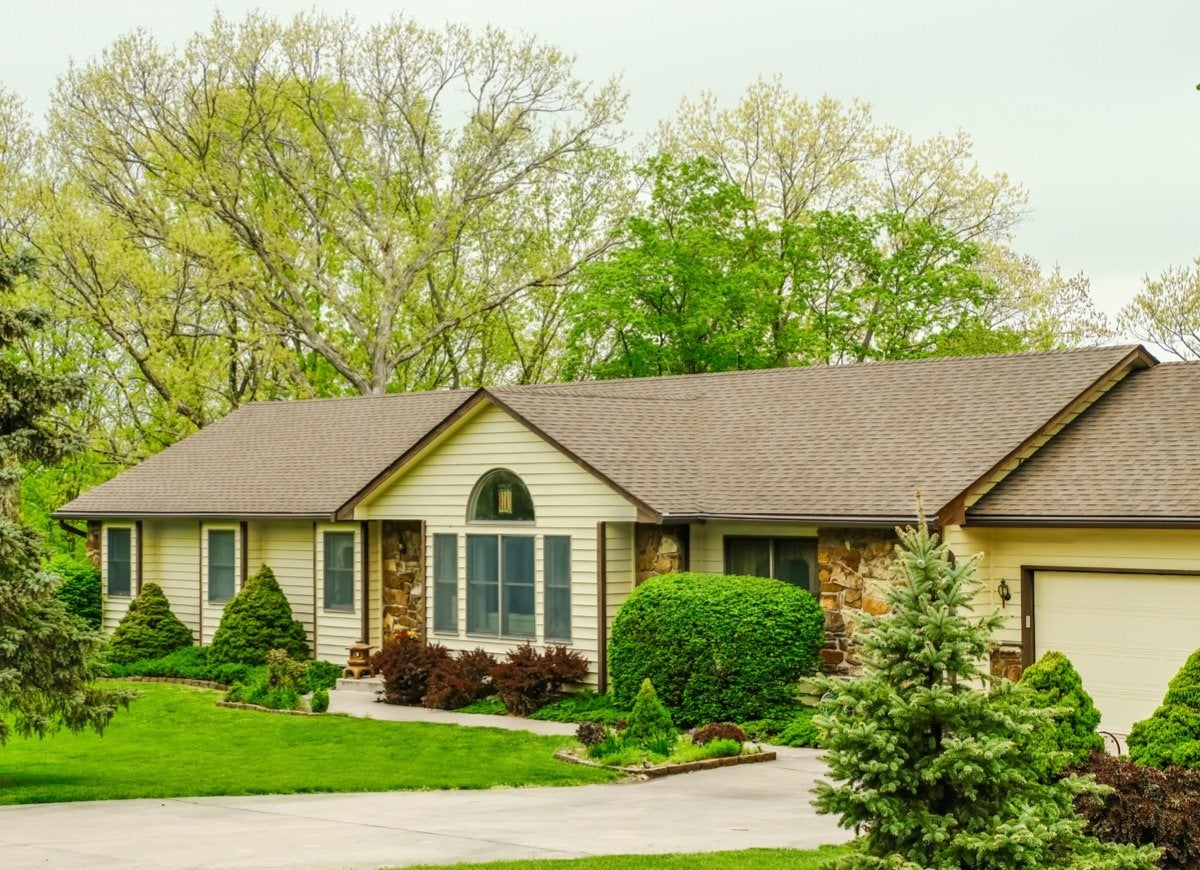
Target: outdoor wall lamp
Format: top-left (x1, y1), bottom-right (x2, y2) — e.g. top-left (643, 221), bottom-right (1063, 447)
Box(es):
top-left (997, 578), bottom-right (1012, 607)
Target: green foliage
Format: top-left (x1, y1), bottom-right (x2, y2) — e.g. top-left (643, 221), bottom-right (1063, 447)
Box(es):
top-left (106, 583), bottom-right (194, 664)
top-left (224, 649), bottom-right (308, 711)
top-left (814, 516), bottom-right (1158, 870)
top-left (1018, 650), bottom-right (1105, 776)
top-left (302, 659), bottom-right (343, 693)
top-left (740, 707), bottom-right (821, 747)
top-left (47, 553), bottom-right (101, 629)
top-left (491, 644), bottom-right (590, 715)
top-left (106, 646), bottom-right (261, 687)
top-left (529, 690), bottom-right (628, 724)
top-left (1127, 648), bottom-right (1200, 768)
top-left (208, 566), bottom-right (309, 665)
top-left (609, 571), bottom-right (823, 726)
top-left (623, 679), bottom-right (675, 746)
top-left (310, 687), bottom-right (330, 714)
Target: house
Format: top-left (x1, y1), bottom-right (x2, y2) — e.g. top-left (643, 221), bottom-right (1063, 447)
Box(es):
top-left (55, 344), bottom-right (1200, 735)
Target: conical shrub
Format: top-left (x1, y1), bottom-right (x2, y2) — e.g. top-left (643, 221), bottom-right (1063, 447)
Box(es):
top-left (107, 582), bottom-right (194, 663)
top-left (1128, 648), bottom-right (1200, 768)
top-left (208, 566), bottom-right (309, 665)
top-left (1019, 650), bottom-right (1105, 776)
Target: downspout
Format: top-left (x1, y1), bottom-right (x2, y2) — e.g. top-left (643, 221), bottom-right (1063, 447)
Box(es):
top-left (196, 522), bottom-right (203, 643)
top-left (596, 521), bottom-right (608, 694)
top-left (135, 521), bottom-right (144, 595)
top-left (57, 518), bottom-right (87, 539)
top-left (311, 522), bottom-right (319, 656)
top-left (239, 520), bottom-right (249, 590)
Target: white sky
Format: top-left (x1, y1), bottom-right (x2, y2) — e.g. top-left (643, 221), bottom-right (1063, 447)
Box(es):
top-left (3, 1), bottom-right (1198, 316)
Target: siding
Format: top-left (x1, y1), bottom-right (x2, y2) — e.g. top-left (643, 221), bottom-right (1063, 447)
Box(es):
top-left (250, 519), bottom-right (318, 653)
top-left (143, 520), bottom-right (201, 641)
top-left (688, 520), bottom-right (820, 574)
top-left (355, 403), bottom-right (639, 679)
top-left (944, 525), bottom-right (1200, 644)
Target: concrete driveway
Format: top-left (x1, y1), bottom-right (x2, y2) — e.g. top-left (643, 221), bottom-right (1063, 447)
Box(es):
top-left (0, 746), bottom-right (849, 869)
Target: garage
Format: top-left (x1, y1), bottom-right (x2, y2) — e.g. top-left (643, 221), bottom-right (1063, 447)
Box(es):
top-left (1031, 569), bottom-right (1200, 737)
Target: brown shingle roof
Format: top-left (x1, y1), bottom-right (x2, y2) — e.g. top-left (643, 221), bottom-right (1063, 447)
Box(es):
top-left (968, 361), bottom-right (1200, 524)
top-left (56, 344), bottom-right (1149, 523)
top-left (55, 390), bottom-right (473, 518)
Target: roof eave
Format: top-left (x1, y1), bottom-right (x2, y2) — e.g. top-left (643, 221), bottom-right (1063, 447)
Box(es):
top-left (964, 514), bottom-right (1200, 530)
top-left (659, 511), bottom-right (932, 529)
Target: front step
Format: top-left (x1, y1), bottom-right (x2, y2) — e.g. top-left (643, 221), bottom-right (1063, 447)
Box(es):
top-left (336, 675), bottom-right (384, 694)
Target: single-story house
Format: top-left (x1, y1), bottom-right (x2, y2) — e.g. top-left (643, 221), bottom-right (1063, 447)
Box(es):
top-left (55, 344), bottom-right (1200, 735)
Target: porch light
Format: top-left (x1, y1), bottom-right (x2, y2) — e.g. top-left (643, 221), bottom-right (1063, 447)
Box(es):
top-left (497, 483), bottom-right (513, 515)
top-left (997, 578), bottom-right (1012, 607)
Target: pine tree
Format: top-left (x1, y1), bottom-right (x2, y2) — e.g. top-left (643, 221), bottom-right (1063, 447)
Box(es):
top-left (0, 254), bottom-right (135, 744)
top-left (813, 511), bottom-right (1158, 870)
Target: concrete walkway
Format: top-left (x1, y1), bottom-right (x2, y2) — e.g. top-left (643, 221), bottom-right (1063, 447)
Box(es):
top-left (1, 689), bottom-right (850, 870)
top-left (327, 685), bottom-right (579, 736)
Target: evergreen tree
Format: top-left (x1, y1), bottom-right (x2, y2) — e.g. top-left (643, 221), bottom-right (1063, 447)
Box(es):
top-left (107, 582), bottom-right (194, 663)
top-left (814, 512), bottom-right (1158, 870)
top-left (0, 254), bottom-right (135, 744)
top-left (1018, 650), bottom-right (1105, 777)
top-left (208, 566), bottom-right (309, 665)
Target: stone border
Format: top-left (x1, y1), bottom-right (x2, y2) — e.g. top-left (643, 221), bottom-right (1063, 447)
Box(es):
top-left (555, 747), bottom-right (776, 778)
top-left (216, 700), bottom-right (313, 716)
top-left (105, 675), bottom-right (229, 690)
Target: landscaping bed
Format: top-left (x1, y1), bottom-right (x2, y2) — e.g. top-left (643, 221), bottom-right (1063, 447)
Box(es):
top-left (554, 746), bottom-right (776, 778)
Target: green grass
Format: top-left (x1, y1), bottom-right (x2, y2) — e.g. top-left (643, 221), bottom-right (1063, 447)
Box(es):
top-left (0, 682), bottom-right (617, 805)
top-left (405, 846), bottom-right (853, 869)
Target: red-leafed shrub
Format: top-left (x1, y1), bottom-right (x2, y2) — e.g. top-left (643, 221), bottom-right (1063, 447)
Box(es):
top-left (1072, 753), bottom-right (1199, 869)
top-left (491, 644), bottom-right (589, 715)
top-left (424, 648), bottom-right (497, 710)
top-left (692, 722), bottom-right (747, 746)
top-left (575, 721), bottom-right (608, 746)
top-left (371, 633), bottom-right (450, 705)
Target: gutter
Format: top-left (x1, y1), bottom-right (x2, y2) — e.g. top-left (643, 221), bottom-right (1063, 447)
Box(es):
top-left (58, 518), bottom-right (89, 539)
top-left (965, 515), bottom-right (1200, 530)
top-left (659, 512), bottom-right (935, 529)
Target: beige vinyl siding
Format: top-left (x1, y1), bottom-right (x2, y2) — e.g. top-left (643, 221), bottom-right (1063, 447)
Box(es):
top-left (688, 521), bottom-right (820, 574)
top-left (142, 520), bottom-right (201, 641)
top-left (199, 522), bottom-right (241, 645)
top-left (314, 522), bottom-right (362, 663)
top-left (356, 403), bottom-right (639, 680)
top-left (367, 521), bottom-right (382, 650)
top-left (249, 519), bottom-right (318, 652)
top-left (605, 522), bottom-right (635, 644)
top-left (100, 521), bottom-right (137, 634)
top-left (944, 525), bottom-right (1200, 645)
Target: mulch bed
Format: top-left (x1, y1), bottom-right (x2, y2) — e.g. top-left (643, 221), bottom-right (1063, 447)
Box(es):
top-left (555, 747), bottom-right (776, 778)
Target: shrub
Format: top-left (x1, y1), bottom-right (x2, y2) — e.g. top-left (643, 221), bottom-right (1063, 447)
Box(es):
top-left (608, 571), bottom-right (823, 726)
top-left (739, 708), bottom-right (820, 747)
top-left (311, 687), bottom-right (330, 714)
top-left (424, 648), bottom-right (497, 710)
top-left (107, 583), bottom-right (195, 663)
top-left (529, 690), bottom-right (627, 724)
top-left (302, 659), bottom-right (343, 693)
top-left (106, 646), bottom-right (262, 686)
top-left (623, 678), bottom-right (675, 746)
top-left (48, 554), bottom-right (101, 629)
top-left (692, 722), bottom-right (746, 746)
top-left (700, 738), bottom-right (742, 759)
top-left (371, 633), bottom-right (451, 705)
top-left (224, 649), bottom-right (308, 711)
top-left (208, 566), bottom-right (309, 665)
top-left (1073, 753), bottom-right (1199, 870)
top-left (492, 644), bottom-right (589, 715)
top-left (575, 721), bottom-right (608, 747)
top-left (1128, 648), bottom-right (1200, 768)
top-left (1018, 650), bottom-right (1105, 776)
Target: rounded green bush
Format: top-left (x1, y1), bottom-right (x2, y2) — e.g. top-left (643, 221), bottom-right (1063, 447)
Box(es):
top-left (48, 554), bottom-right (102, 629)
top-left (608, 571), bottom-right (824, 726)
top-left (1128, 648), bottom-right (1200, 768)
top-left (208, 566), bottom-right (309, 665)
top-left (1018, 649), bottom-right (1104, 775)
top-left (107, 582), bottom-right (195, 663)
top-left (311, 687), bottom-right (330, 713)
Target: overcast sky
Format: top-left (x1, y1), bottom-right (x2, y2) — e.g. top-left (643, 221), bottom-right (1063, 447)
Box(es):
top-left (3, 1), bottom-right (1198, 316)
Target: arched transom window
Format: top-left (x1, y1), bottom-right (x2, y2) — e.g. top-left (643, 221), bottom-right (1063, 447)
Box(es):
top-left (469, 468), bottom-right (534, 522)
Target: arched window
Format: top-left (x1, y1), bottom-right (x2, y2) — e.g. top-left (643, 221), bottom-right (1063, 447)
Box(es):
top-left (469, 468), bottom-right (534, 522)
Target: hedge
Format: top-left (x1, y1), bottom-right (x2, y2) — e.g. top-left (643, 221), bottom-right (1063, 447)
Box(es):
top-left (608, 571), bottom-right (824, 726)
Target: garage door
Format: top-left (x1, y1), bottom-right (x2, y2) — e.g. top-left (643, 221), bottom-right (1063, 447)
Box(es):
top-left (1034, 570), bottom-right (1200, 736)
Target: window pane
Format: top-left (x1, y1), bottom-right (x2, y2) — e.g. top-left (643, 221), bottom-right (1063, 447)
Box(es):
top-left (470, 469), bottom-right (535, 522)
top-left (433, 533), bottom-right (458, 632)
top-left (323, 531), bottom-right (355, 611)
top-left (207, 530), bottom-right (236, 603)
top-left (107, 527), bottom-right (132, 596)
top-left (467, 535), bottom-right (499, 634)
top-left (725, 538), bottom-right (771, 578)
top-left (775, 539), bottom-right (818, 594)
top-left (502, 536), bottom-right (535, 637)
top-left (544, 535), bottom-right (571, 640)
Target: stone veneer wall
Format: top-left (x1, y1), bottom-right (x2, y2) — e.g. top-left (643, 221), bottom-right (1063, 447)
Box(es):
top-left (86, 520), bottom-right (101, 569)
top-left (634, 524), bottom-right (685, 584)
top-left (817, 528), bottom-right (901, 675)
top-left (380, 520), bottom-right (424, 642)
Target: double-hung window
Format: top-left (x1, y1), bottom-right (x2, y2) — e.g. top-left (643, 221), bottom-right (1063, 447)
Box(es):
top-left (433, 533), bottom-right (458, 632)
top-left (207, 529), bottom-right (236, 603)
top-left (544, 536), bottom-right (571, 640)
top-left (466, 534), bottom-right (535, 637)
top-left (106, 527), bottom-right (132, 597)
top-left (324, 531), bottom-right (356, 612)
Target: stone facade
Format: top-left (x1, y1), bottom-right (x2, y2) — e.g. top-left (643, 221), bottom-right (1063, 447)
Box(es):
top-left (86, 520), bottom-right (102, 569)
top-left (634, 524), bottom-right (686, 584)
top-left (380, 520), bottom-right (424, 642)
top-left (817, 528), bottom-right (901, 675)
top-left (989, 643), bottom-right (1025, 682)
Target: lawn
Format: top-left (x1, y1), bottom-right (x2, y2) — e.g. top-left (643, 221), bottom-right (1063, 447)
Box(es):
top-left (405, 846), bottom-right (853, 869)
top-left (0, 682), bottom-right (617, 805)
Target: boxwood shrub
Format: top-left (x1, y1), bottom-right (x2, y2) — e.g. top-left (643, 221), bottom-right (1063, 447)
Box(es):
top-left (608, 571), bottom-right (824, 726)
top-left (1127, 647), bottom-right (1200, 768)
top-left (1017, 649), bottom-right (1104, 776)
